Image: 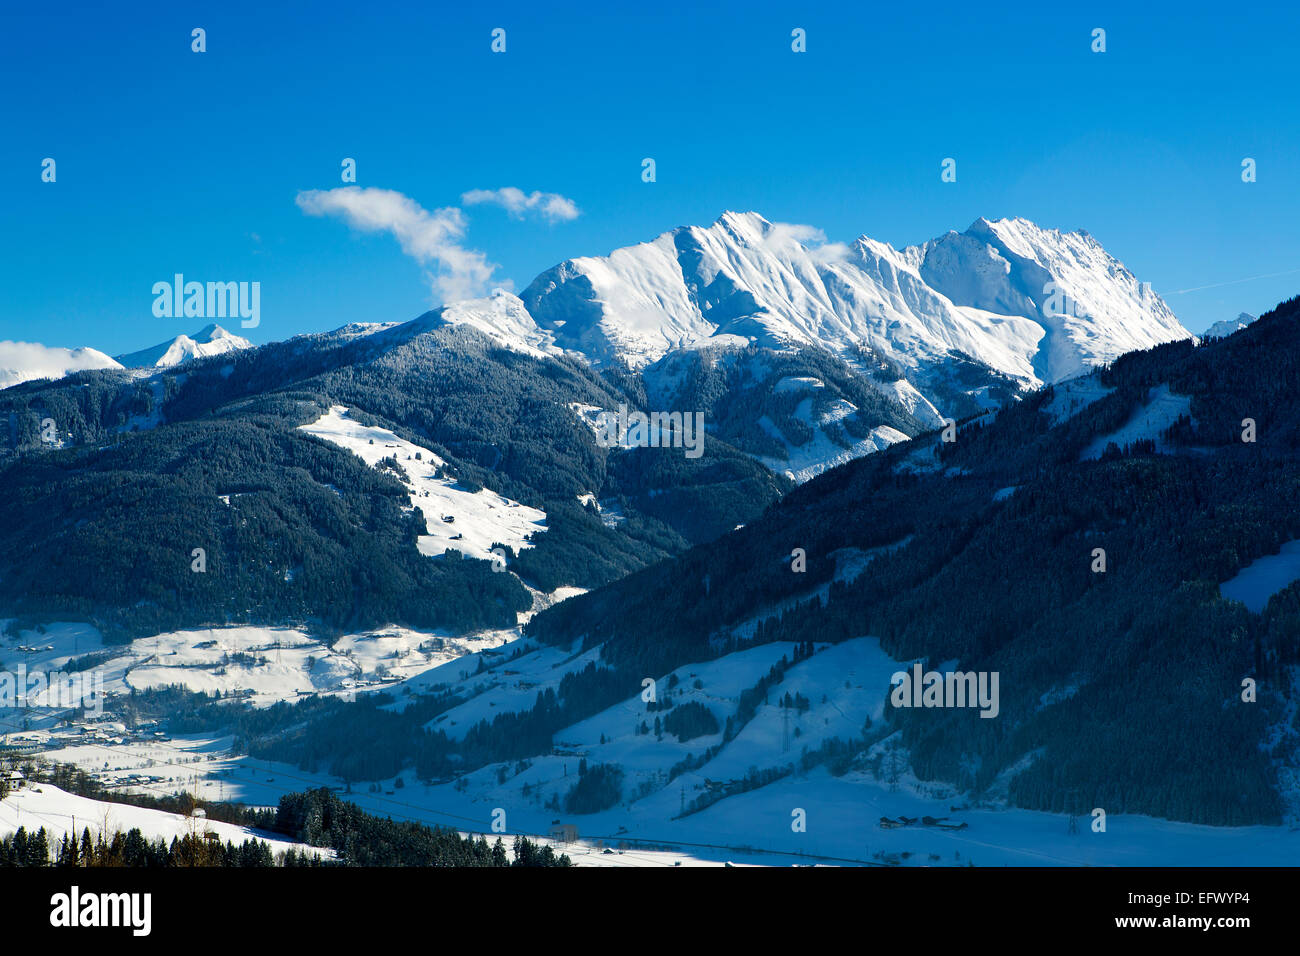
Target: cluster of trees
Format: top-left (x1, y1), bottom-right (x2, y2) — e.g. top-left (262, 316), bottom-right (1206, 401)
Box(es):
top-left (662, 701), bottom-right (720, 742)
top-left (563, 763), bottom-right (624, 814)
top-left (453, 662), bottom-right (636, 772)
top-left (0, 827), bottom-right (51, 866)
top-left (0, 369), bottom-right (159, 454)
top-left (0, 825), bottom-right (278, 868)
top-left (272, 789), bottom-right (570, 866)
top-left (3, 761), bottom-right (573, 867)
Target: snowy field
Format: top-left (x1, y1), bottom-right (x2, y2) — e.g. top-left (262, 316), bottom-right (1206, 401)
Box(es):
top-left (0, 620), bottom-right (507, 711)
top-left (8, 621), bottom-right (1300, 867)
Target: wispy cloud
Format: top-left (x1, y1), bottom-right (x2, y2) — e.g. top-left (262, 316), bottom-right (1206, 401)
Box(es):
top-left (295, 186), bottom-right (497, 303)
top-left (766, 221), bottom-right (852, 265)
top-left (1168, 266), bottom-right (1300, 295)
top-left (461, 187), bottom-right (581, 223)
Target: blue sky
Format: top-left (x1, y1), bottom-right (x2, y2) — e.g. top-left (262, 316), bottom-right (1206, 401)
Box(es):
top-left (3, 0), bottom-right (1298, 354)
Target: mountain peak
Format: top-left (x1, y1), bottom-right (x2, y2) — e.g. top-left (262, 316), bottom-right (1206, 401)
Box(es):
top-left (521, 211), bottom-right (1189, 381)
top-left (1202, 312), bottom-right (1258, 340)
top-left (409, 290), bottom-right (561, 361)
top-left (115, 325), bottom-right (253, 369)
top-left (192, 323), bottom-right (233, 342)
top-left (714, 210), bottom-right (771, 233)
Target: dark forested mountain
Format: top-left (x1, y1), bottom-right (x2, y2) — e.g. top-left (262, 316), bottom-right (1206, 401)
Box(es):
top-left (0, 308), bottom-right (785, 642)
top-left (521, 294), bottom-right (1300, 826)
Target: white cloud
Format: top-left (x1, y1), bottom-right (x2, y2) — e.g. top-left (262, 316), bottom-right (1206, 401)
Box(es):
top-left (461, 187), bottom-right (581, 223)
top-left (0, 342), bottom-right (122, 390)
top-left (767, 221), bottom-right (852, 265)
top-left (296, 186), bottom-right (498, 303)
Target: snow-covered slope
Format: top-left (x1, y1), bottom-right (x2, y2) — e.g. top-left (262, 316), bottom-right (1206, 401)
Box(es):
top-left (521, 211), bottom-right (1190, 386)
top-left (0, 783), bottom-right (329, 857)
top-left (405, 290), bottom-right (562, 360)
top-left (299, 405), bottom-right (547, 564)
top-left (754, 375), bottom-right (912, 482)
top-left (115, 323), bottom-right (252, 369)
top-left (0, 341), bottom-right (122, 390)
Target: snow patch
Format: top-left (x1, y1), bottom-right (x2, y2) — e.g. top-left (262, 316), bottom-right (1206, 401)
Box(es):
top-left (300, 405), bottom-right (547, 563)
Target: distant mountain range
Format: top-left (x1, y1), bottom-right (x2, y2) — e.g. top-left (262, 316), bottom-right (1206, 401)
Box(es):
top-left (1203, 312), bottom-right (1258, 340)
top-left (521, 212), bottom-right (1189, 382)
top-left (0, 212), bottom-right (1222, 625)
top-left (0, 324), bottom-right (252, 390)
top-left (393, 212), bottom-right (1196, 481)
top-left (0, 343), bottom-right (119, 390)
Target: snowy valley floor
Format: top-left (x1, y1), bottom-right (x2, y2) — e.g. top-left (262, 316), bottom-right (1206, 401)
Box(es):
top-left (4, 620), bottom-right (1299, 867)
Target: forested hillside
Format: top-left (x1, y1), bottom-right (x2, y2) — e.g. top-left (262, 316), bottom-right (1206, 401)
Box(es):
top-left (524, 295), bottom-right (1300, 825)
top-left (0, 317), bottom-right (786, 641)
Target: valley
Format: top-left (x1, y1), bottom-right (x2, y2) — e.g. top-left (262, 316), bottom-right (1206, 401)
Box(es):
top-left (2, 213), bottom-right (1295, 868)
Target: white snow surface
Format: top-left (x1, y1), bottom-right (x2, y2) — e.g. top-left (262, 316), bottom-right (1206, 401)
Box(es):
top-left (1080, 384), bottom-right (1191, 460)
top-left (1221, 540), bottom-right (1300, 613)
top-left (299, 405), bottom-right (547, 563)
top-left (408, 289), bottom-right (563, 360)
top-left (521, 211), bottom-right (1190, 385)
top-left (0, 620), bottom-right (503, 710)
top-left (0, 784), bottom-right (330, 857)
top-left (12, 622), bottom-right (1300, 867)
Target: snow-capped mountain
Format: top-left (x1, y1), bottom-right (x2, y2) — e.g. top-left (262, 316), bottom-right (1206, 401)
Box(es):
top-left (393, 211), bottom-right (1180, 481)
top-left (1202, 312), bottom-right (1257, 340)
top-left (0, 341), bottom-right (122, 390)
top-left (403, 290), bottom-right (563, 361)
top-left (115, 323), bottom-right (252, 368)
top-left (520, 211), bottom-right (1190, 387)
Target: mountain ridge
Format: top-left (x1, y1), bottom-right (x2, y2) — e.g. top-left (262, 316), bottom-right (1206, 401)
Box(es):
top-left (114, 323), bottom-right (253, 369)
